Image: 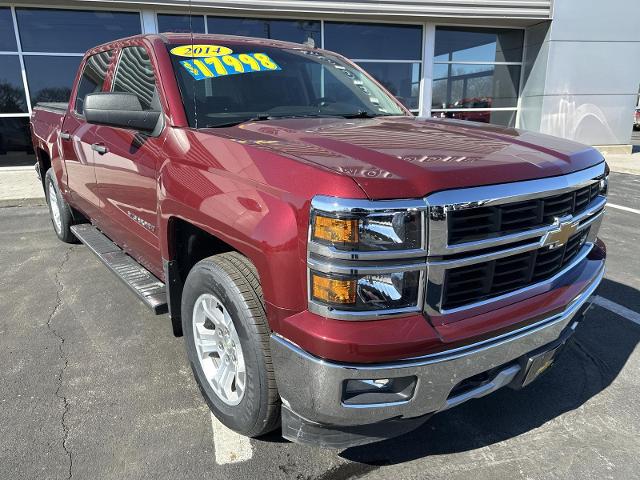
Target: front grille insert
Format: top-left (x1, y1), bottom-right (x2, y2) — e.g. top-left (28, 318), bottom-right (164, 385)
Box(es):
top-left (441, 228), bottom-right (589, 310)
top-left (448, 182), bottom-right (600, 245)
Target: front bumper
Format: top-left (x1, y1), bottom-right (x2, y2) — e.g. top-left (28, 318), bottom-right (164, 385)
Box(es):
top-left (271, 264), bottom-right (604, 448)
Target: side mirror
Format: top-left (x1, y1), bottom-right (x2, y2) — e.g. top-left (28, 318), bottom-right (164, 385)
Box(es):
top-left (84, 92), bottom-right (161, 133)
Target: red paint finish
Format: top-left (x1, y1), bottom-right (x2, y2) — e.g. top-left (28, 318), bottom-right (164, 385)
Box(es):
top-left (30, 34), bottom-right (607, 365)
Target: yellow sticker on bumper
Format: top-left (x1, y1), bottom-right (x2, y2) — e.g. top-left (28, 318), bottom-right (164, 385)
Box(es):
top-left (180, 53), bottom-right (281, 80)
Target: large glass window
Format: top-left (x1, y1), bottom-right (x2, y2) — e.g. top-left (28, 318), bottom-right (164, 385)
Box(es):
top-left (1, 6), bottom-right (144, 166)
top-left (0, 117), bottom-right (33, 166)
top-left (74, 51), bottom-right (113, 114)
top-left (158, 14), bottom-right (205, 33)
top-left (324, 22), bottom-right (423, 113)
top-left (0, 55), bottom-right (28, 113)
top-left (112, 47), bottom-right (158, 111)
top-left (324, 22), bottom-right (422, 60)
top-left (24, 56), bottom-right (82, 105)
top-left (207, 17), bottom-right (321, 44)
top-left (0, 7), bottom-right (17, 51)
top-left (15, 8), bottom-right (141, 53)
top-left (432, 27), bottom-right (523, 127)
top-left (358, 62), bottom-right (420, 111)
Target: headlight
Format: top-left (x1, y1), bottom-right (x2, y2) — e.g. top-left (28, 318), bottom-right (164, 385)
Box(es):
top-left (310, 203), bottom-right (423, 252)
top-left (310, 270), bottom-right (421, 311)
top-left (308, 196), bottom-right (427, 319)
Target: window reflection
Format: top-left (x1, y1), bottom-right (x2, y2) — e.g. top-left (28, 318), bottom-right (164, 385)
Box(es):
top-left (324, 22), bottom-right (422, 60)
top-left (74, 51), bottom-right (113, 114)
top-left (207, 17), bottom-right (320, 44)
top-left (16, 8), bottom-right (141, 53)
top-left (432, 63), bottom-right (520, 109)
top-left (358, 62), bottom-right (420, 111)
top-left (0, 118), bottom-right (34, 167)
top-left (431, 109), bottom-right (516, 127)
top-left (434, 27), bottom-right (524, 63)
top-left (24, 56), bottom-right (82, 105)
top-left (112, 47), bottom-right (158, 111)
top-left (0, 55), bottom-right (28, 113)
top-left (158, 14), bottom-right (205, 33)
top-left (0, 7), bottom-right (17, 51)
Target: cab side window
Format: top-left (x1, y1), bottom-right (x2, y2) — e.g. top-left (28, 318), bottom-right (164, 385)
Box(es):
top-left (74, 50), bottom-right (113, 115)
top-left (112, 46), bottom-right (160, 111)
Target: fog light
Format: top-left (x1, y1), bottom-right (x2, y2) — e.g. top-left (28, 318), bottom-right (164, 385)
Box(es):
top-left (342, 376), bottom-right (416, 406)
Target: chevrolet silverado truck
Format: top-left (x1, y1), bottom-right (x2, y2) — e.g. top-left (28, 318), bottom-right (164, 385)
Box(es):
top-left (30, 33), bottom-right (608, 449)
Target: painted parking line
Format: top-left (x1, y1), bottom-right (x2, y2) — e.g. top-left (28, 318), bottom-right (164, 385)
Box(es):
top-left (210, 412), bottom-right (253, 465)
top-left (607, 203), bottom-right (640, 215)
top-left (592, 296), bottom-right (640, 326)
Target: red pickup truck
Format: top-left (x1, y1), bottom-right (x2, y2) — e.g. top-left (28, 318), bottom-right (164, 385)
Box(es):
top-left (30, 33), bottom-right (608, 448)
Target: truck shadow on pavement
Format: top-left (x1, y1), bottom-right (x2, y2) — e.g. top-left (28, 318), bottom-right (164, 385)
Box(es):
top-left (340, 278), bottom-right (639, 466)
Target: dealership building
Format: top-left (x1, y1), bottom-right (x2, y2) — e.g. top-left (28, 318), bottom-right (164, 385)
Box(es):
top-left (1, 0), bottom-right (638, 166)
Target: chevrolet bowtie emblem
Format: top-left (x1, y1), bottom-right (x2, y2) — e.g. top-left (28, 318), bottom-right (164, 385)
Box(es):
top-left (542, 217), bottom-right (579, 249)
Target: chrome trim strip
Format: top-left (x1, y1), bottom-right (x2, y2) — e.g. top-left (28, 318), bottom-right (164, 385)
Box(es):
top-left (308, 257), bottom-right (426, 275)
top-left (340, 398), bottom-right (411, 409)
top-left (441, 364), bottom-right (521, 411)
top-left (311, 195), bottom-right (428, 214)
top-left (308, 243), bottom-right (427, 261)
top-left (308, 304), bottom-right (422, 321)
top-left (427, 163), bottom-right (605, 211)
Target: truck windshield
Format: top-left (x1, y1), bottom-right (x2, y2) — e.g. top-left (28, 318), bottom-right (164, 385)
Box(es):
top-left (168, 43), bottom-right (407, 128)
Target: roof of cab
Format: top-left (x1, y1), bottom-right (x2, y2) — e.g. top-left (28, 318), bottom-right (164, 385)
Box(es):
top-left (86, 33), bottom-right (318, 57)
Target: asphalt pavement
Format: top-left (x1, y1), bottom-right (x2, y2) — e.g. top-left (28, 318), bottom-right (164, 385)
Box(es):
top-left (1, 172), bottom-right (639, 480)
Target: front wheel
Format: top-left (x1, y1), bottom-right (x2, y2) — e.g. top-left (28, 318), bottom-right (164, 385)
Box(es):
top-left (181, 252), bottom-right (280, 437)
top-left (45, 169), bottom-right (77, 243)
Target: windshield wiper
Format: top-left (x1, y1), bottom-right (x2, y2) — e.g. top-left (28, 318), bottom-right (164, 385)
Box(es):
top-left (338, 111), bottom-right (387, 119)
top-left (204, 114), bottom-right (273, 128)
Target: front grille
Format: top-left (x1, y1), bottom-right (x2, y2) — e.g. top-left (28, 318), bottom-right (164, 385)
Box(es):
top-left (448, 182), bottom-right (600, 245)
top-left (442, 228), bottom-right (589, 310)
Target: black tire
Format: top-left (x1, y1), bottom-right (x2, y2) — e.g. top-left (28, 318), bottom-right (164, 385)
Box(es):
top-left (182, 252), bottom-right (280, 437)
top-left (45, 169), bottom-right (77, 243)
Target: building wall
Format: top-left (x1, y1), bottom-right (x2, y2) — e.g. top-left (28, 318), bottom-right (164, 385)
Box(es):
top-left (520, 0), bottom-right (640, 145)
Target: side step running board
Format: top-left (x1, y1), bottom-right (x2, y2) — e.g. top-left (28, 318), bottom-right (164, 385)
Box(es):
top-left (70, 224), bottom-right (168, 314)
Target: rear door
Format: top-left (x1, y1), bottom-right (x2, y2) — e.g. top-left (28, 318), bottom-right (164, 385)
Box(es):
top-left (92, 45), bottom-right (164, 276)
top-left (61, 50), bottom-right (114, 219)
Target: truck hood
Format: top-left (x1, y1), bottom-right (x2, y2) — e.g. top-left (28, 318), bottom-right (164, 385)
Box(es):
top-left (204, 116), bottom-right (604, 199)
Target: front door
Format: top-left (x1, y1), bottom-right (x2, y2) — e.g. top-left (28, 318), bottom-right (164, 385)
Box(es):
top-left (61, 50), bottom-right (114, 220)
top-left (92, 45), bottom-right (164, 276)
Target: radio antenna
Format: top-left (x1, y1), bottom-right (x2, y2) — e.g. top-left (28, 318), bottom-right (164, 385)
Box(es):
top-left (189, 0), bottom-right (197, 128)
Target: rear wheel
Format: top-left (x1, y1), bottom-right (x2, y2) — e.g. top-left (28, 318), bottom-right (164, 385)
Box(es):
top-left (45, 169), bottom-right (77, 243)
top-left (182, 252), bottom-right (280, 437)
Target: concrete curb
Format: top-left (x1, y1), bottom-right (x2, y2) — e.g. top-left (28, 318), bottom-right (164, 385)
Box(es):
top-left (0, 197), bottom-right (46, 208)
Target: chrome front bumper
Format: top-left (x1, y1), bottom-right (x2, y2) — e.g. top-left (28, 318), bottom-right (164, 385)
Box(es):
top-left (271, 265), bottom-right (603, 431)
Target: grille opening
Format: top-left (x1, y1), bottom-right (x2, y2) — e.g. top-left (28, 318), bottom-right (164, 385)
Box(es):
top-left (442, 228), bottom-right (590, 310)
top-left (448, 182), bottom-right (601, 245)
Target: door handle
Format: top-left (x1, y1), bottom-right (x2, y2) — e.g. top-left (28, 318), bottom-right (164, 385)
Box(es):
top-left (60, 131), bottom-right (71, 140)
top-left (91, 143), bottom-right (109, 155)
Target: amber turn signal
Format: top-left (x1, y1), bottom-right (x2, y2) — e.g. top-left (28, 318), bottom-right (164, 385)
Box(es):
top-left (313, 215), bottom-right (358, 244)
top-left (311, 274), bottom-right (356, 305)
